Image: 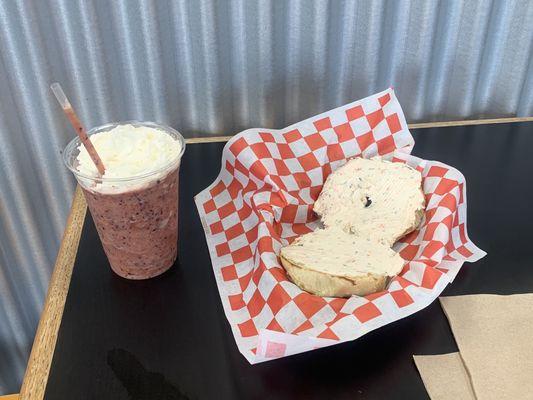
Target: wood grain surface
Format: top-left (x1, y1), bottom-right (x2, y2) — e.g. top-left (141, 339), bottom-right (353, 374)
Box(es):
top-left (0, 394), bottom-right (20, 400)
top-left (184, 116), bottom-right (533, 144)
top-left (18, 116), bottom-right (533, 399)
top-left (19, 187), bottom-right (87, 400)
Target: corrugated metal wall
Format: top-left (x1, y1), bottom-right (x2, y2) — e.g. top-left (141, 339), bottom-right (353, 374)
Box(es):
top-left (0, 0), bottom-right (531, 393)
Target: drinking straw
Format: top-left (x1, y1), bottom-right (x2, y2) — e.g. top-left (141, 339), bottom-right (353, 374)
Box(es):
top-left (51, 82), bottom-right (106, 176)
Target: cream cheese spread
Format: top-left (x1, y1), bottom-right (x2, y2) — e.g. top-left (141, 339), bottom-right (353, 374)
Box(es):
top-left (314, 157), bottom-right (425, 245)
top-left (280, 226), bottom-right (404, 278)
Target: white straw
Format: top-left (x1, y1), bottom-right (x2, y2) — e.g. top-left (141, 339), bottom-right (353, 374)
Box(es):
top-left (51, 82), bottom-right (106, 175)
top-left (51, 82), bottom-right (72, 109)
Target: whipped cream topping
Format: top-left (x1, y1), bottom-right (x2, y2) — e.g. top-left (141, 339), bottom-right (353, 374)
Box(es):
top-left (77, 124), bottom-right (181, 182)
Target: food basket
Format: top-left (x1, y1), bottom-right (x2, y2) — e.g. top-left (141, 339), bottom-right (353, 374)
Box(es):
top-left (195, 88), bottom-right (486, 363)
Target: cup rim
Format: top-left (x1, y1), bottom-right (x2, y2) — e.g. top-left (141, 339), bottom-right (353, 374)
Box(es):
top-left (63, 120), bottom-right (186, 182)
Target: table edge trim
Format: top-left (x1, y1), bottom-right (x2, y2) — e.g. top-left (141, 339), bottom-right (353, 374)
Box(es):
top-left (19, 187), bottom-right (87, 400)
top-left (185, 116), bottom-right (533, 143)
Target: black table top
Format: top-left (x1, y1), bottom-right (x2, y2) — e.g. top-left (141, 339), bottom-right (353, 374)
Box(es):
top-left (45, 122), bottom-right (533, 400)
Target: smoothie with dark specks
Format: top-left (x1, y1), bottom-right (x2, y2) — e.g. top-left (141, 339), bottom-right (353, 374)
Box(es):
top-left (82, 167), bottom-right (179, 279)
top-left (63, 122), bottom-right (185, 279)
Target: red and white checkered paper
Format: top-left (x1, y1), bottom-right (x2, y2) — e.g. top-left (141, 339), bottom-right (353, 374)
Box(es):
top-left (195, 88), bottom-right (486, 363)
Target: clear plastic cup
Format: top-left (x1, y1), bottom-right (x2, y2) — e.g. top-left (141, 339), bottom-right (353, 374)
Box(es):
top-left (63, 121), bottom-right (186, 279)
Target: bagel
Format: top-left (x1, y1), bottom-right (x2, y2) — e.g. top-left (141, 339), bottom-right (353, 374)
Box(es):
top-left (314, 157), bottom-right (425, 246)
top-left (280, 227), bottom-right (404, 297)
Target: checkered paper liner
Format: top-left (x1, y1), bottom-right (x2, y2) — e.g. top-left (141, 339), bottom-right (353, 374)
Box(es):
top-left (195, 88), bottom-right (486, 363)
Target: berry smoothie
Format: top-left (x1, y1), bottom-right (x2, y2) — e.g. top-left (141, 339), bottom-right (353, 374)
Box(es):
top-left (64, 122), bottom-right (185, 279)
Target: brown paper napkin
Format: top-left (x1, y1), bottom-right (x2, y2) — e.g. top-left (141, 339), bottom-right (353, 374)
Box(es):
top-left (414, 353), bottom-right (475, 400)
top-left (440, 294), bottom-right (533, 400)
top-left (415, 294), bottom-right (533, 400)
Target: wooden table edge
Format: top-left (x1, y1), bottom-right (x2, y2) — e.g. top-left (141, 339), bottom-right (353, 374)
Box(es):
top-left (18, 115), bottom-right (533, 399)
top-left (19, 186), bottom-right (87, 399)
top-left (185, 116), bottom-right (533, 143)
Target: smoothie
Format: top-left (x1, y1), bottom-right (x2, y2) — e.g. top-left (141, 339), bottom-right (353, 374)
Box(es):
top-left (64, 122), bottom-right (185, 279)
